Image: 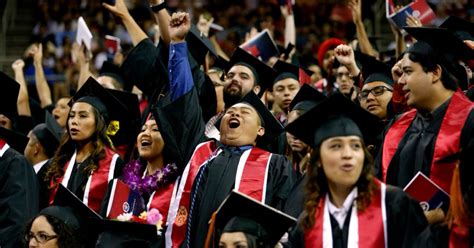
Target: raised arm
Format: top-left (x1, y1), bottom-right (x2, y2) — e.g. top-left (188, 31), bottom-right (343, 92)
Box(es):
top-left (30, 43), bottom-right (53, 108)
top-left (71, 42), bottom-right (94, 90)
top-left (281, 4), bottom-right (295, 48)
top-left (349, 0), bottom-right (378, 57)
top-left (150, 0), bottom-right (171, 45)
top-left (334, 44), bottom-right (360, 77)
top-left (11, 59), bottom-right (31, 117)
top-left (103, 0), bottom-right (148, 46)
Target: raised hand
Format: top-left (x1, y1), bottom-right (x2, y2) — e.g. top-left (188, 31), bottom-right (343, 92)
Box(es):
top-left (334, 44), bottom-right (359, 76)
top-left (29, 43), bottom-right (43, 66)
top-left (169, 12), bottom-right (191, 43)
top-left (11, 59), bottom-right (25, 72)
top-left (348, 0), bottom-right (362, 24)
top-left (102, 0), bottom-right (130, 20)
top-left (197, 14), bottom-right (214, 37)
top-left (406, 14), bottom-right (422, 27)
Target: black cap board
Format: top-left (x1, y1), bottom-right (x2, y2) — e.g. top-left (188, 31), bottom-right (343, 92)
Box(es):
top-left (0, 71), bottom-right (20, 121)
top-left (105, 89), bottom-right (141, 146)
top-left (355, 51), bottom-right (394, 86)
top-left (272, 60), bottom-right (313, 87)
top-left (187, 24), bottom-right (219, 65)
top-left (209, 190), bottom-right (296, 247)
top-left (0, 127), bottom-right (29, 153)
top-left (289, 84), bottom-right (326, 112)
top-left (286, 93), bottom-right (381, 147)
top-left (100, 61), bottom-right (125, 89)
top-left (31, 112), bottom-right (64, 157)
top-left (439, 16), bottom-right (474, 41)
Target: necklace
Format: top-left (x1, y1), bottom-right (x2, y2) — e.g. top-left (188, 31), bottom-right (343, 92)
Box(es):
top-left (122, 160), bottom-right (178, 195)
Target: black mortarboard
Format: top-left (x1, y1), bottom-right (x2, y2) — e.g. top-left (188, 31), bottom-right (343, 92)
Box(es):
top-left (404, 27), bottom-right (474, 61)
top-left (440, 16), bottom-right (474, 41)
top-left (235, 92), bottom-right (283, 146)
top-left (0, 127), bottom-right (28, 152)
top-left (100, 61), bottom-right (125, 89)
top-left (106, 89), bottom-right (141, 146)
top-left (210, 190), bottom-right (296, 247)
top-left (40, 206), bottom-right (81, 232)
top-left (356, 52), bottom-right (394, 86)
top-left (0, 71), bottom-right (20, 121)
top-left (272, 60), bottom-right (313, 87)
top-left (289, 84), bottom-right (326, 112)
top-left (92, 219), bottom-right (158, 244)
top-left (286, 94), bottom-right (381, 147)
top-left (186, 24), bottom-right (219, 65)
top-left (69, 77), bottom-right (129, 126)
top-left (32, 112), bottom-right (64, 157)
top-left (226, 48), bottom-right (278, 96)
top-left (404, 27), bottom-right (474, 89)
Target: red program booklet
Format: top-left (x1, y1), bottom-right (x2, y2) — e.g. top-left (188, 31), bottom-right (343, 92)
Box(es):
top-left (403, 171), bottom-right (450, 211)
top-left (106, 179), bottom-right (145, 219)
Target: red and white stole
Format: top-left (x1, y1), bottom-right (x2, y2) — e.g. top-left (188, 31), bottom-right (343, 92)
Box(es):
top-left (382, 91), bottom-right (474, 192)
top-left (0, 139), bottom-right (8, 157)
top-left (305, 179), bottom-right (388, 248)
top-left (147, 181), bottom-right (177, 226)
top-left (49, 148), bottom-right (119, 213)
top-left (164, 141), bottom-right (272, 248)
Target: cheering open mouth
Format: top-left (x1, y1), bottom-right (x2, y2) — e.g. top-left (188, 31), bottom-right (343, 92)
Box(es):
top-left (228, 118), bottom-right (241, 129)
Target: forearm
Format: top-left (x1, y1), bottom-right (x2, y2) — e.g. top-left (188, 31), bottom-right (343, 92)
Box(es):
top-left (395, 33), bottom-right (405, 59)
top-left (122, 14), bottom-right (148, 47)
top-left (151, 3), bottom-right (171, 45)
top-left (355, 20), bottom-right (378, 57)
top-left (284, 15), bottom-right (296, 47)
top-left (77, 62), bottom-right (93, 90)
top-left (13, 68), bottom-right (31, 116)
top-left (33, 62), bottom-right (53, 108)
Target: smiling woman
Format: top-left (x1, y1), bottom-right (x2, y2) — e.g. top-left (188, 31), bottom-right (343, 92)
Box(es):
top-left (284, 94), bottom-right (427, 248)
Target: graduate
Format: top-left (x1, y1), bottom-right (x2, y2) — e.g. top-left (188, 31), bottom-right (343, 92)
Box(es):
top-left (284, 94), bottom-right (427, 248)
top-left (149, 12), bottom-right (294, 247)
top-left (24, 112), bottom-right (63, 209)
top-left (205, 191), bottom-right (296, 248)
top-left (0, 71), bottom-right (39, 248)
top-left (375, 27), bottom-right (474, 224)
top-left (45, 78), bottom-right (127, 214)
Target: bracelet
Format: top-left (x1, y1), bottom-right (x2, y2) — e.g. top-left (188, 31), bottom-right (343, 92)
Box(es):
top-left (150, 1), bottom-right (166, 13)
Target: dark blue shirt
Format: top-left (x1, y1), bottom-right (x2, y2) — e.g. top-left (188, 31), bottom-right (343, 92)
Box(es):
top-left (168, 42), bottom-right (194, 101)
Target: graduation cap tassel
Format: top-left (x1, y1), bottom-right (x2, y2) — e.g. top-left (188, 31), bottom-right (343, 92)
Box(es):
top-left (447, 164), bottom-right (473, 228)
top-left (204, 211), bottom-right (218, 248)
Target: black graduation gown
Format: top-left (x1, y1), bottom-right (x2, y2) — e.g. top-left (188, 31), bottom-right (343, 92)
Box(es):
top-left (283, 174), bottom-right (307, 218)
top-left (374, 98), bottom-right (474, 193)
top-left (412, 224), bottom-right (474, 248)
top-left (37, 159), bottom-right (51, 210)
top-left (0, 146), bottom-right (39, 248)
top-left (285, 185), bottom-right (427, 248)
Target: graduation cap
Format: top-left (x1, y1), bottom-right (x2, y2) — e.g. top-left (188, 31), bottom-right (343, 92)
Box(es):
top-left (286, 94), bottom-right (382, 148)
top-left (227, 48), bottom-right (278, 96)
top-left (100, 61), bottom-right (125, 89)
top-left (404, 27), bottom-right (474, 89)
top-left (0, 127), bottom-right (28, 152)
top-left (355, 51), bottom-right (394, 86)
top-left (272, 60), bottom-right (313, 87)
top-left (207, 190), bottom-right (296, 247)
top-left (404, 27), bottom-right (474, 61)
top-left (0, 71), bottom-right (20, 121)
top-left (91, 218), bottom-right (159, 247)
top-left (31, 112), bottom-right (64, 157)
top-left (70, 77), bottom-right (129, 131)
top-left (439, 16), bottom-right (474, 41)
top-left (105, 89), bottom-right (141, 146)
top-left (289, 84), bottom-right (326, 112)
top-left (186, 24), bottom-right (219, 65)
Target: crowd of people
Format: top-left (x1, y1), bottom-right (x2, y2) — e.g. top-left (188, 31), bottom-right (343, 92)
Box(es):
top-left (1, 0), bottom-right (474, 247)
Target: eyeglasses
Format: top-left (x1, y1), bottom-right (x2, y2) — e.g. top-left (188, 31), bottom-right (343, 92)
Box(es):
top-left (358, 86), bottom-right (392, 101)
top-left (26, 232), bottom-right (58, 244)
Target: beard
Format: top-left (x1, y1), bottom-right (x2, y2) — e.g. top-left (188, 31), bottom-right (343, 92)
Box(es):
top-left (223, 87), bottom-right (244, 107)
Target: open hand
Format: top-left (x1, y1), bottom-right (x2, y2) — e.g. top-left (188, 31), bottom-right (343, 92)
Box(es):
top-left (169, 12), bottom-right (191, 43)
top-left (102, 0), bottom-right (130, 20)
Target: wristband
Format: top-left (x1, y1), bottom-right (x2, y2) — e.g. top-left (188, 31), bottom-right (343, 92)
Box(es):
top-left (150, 1), bottom-right (166, 13)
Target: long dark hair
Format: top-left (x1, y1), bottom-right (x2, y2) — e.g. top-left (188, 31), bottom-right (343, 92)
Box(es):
top-left (302, 140), bottom-right (376, 230)
top-left (24, 214), bottom-right (84, 248)
top-left (46, 103), bottom-right (112, 186)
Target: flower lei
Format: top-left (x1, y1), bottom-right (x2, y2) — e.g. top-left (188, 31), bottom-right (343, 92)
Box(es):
top-left (122, 160), bottom-right (178, 195)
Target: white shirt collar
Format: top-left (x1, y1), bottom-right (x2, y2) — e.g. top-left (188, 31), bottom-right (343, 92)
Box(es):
top-left (327, 187), bottom-right (358, 229)
top-left (33, 160), bottom-right (48, 174)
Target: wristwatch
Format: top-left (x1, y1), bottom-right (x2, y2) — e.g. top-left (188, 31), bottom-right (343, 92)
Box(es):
top-left (150, 1), bottom-right (166, 13)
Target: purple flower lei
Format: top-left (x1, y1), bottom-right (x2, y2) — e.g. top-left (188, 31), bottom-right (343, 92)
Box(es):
top-left (122, 160), bottom-right (179, 195)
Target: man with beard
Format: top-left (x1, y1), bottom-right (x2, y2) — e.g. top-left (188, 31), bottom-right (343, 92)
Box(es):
top-left (204, 48), bottom-right (277, 139)
top-left (152, 12), bottom-right (294, 247)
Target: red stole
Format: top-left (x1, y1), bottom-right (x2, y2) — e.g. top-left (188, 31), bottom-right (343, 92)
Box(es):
top-left (165, 141), bottom-right (272, 248)
top-left (147, 181), bottom-right (176, 226)
top-left (305, 179), bottom-right (387, 248)
top-left (449, 224), bottom-right (470, 248)
top-left (0, 139), bottom-right (6, 150)
top-left (49, 148), bottom-right (119, 213)
top-left (382, 91), bottom-right (474, 192)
